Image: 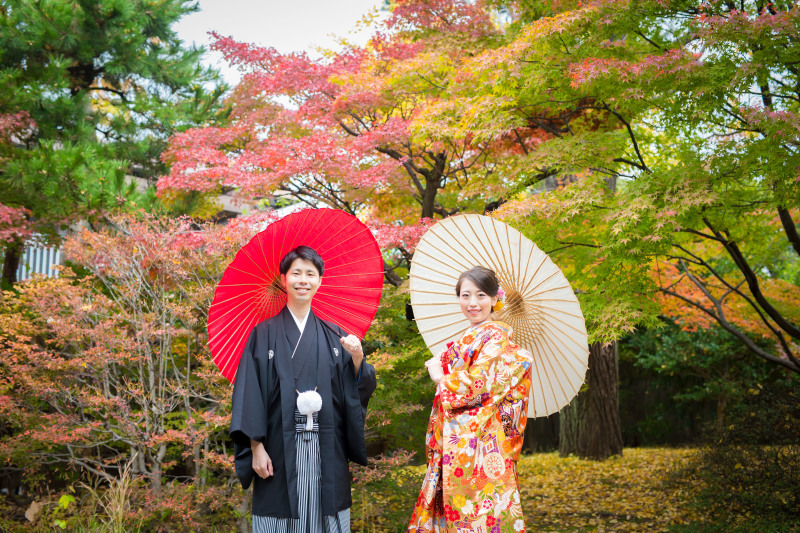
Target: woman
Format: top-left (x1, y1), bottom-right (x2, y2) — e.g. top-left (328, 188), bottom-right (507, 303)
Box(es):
top-left (408, 266), bottom-right (533, 533)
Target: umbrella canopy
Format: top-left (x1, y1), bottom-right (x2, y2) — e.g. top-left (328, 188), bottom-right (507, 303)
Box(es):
top-left (409, 214), bottom-right (588, 418)
top-left (208, 208), bottom-right (384, 382)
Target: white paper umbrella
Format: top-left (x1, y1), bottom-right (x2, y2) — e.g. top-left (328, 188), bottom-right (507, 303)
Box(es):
top-left (409, 214), bottom-right (589, 418)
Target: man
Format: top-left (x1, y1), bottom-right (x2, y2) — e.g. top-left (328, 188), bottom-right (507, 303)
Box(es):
top-left (230, 245), bottom-right (376, 532)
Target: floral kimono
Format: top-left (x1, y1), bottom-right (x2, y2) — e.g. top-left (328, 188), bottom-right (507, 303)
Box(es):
top-left (408, 321), bottom-right (533, 533)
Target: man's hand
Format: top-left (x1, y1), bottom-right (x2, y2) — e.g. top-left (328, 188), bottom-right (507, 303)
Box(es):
top-left (340, 334), bottom-right (364, 374)
top-left (251, 440), bottom-right (273, 479)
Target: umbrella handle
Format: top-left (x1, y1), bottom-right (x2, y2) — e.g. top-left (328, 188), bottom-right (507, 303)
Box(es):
top-left (320, 318), bottom-right (362, 342)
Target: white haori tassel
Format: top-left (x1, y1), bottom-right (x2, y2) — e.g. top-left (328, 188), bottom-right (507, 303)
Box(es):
top-left (296, 389), bottom-right (322, 430)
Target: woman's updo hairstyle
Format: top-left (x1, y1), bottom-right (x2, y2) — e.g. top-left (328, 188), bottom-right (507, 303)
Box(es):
top-left (455, 266), bottom-right (500, 298)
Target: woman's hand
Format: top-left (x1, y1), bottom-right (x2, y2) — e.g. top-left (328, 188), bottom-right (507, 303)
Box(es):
top-left (340, 334), bottom-right (364, 374)
top-left (425, 355), bottom-right (444, 384)
top-left (251, 440), bottom-right (273, 479)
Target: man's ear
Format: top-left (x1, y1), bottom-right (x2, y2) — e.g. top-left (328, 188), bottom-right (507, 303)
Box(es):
top-left (280, 274), bottom-right (287, 290)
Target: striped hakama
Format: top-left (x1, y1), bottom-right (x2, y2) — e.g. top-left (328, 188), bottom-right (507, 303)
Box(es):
top-left (252, 410), bottom-right (350, 533)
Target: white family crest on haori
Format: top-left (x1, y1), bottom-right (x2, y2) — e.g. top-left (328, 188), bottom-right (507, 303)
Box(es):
top-left (409, 214), bottom-right (589, 417)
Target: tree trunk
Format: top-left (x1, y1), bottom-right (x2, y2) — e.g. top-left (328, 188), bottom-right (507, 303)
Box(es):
top-left (421, 174), bottom-right (440, 219)
top-left (236, 496), bottom-right (251, 533)
top-left (1, 238), bottom-right (22, 288)
top-left (523, 413), bottom-right (559, 452)
top-left (580, 342), bottom-right (623, 459)
top-left (559, 394), bottom-right (582, 457)
top-left (559, 342), bottom-right (623, 459)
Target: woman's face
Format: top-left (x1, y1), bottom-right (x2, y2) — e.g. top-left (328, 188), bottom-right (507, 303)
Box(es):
top-left (458, 278), bottom-right (498, 326)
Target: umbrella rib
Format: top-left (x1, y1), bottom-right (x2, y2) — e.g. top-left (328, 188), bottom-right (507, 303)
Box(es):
top-left (213, 312), bottom-right (260, 376)
top-left (536, 320), bottom-right (589, 366)
top-left (537, 309), bottom-right (590, 337)
top-left (526, 333), bottom-right (551, 418)
top-left (323, 238), bottom-right (378, 262)
top-left (436, 221), bottom-right (485, 269)
top-left (208, 297), bottom-right (270, 343)
top-left (427, 329), bottom-right (466, 350)
top-left (256, 225), bottom-right (274, 287)
top-left (462, 216), bottom-right (499, 271)
top-left (456, 215), bottom-right (500, 270)
top-left (314, 291), bottom-right (380, 308)
top-left (525, 284), bottom-right (569, 299)
top-left (325, 256), bottom-right (382, 269)
top-left (276, 211), bottom-right (294, 268)
top-left (451, 217), bottom-right (493, 268)
top-left (413, 310), bottom-right (466, 321)
top-left (215, 281), bottom-right (277, 289)
top-left (218, 318), bottom-right (260, 379)
top-left (237, 246), bottom-right (273, 280)
top-left (322, 271), bottom-right (385, 280)
top-left (533, 303), bottom-right (586, 320)
top-left (315, 215), bottom-right (365, 257)
top-left (538, 326), bottom-right (588, 379)
top-left (529, 325), bottom-right (577, 399)
top-left (524, 250), bottom-right (548, 290)
top-left (482, 217), bottom-right (512, 276)
top-left (417, 317), bottom-right (470, 335)
top-left (488, 217), bottom-right (513, 276)
top-left (408, 301), bottom-right (461, 307)
top-left (412, 246), bottom-right (468, 273)
top-left (313, 300), bottom-right (375, 324)
top-left (310, 213), bottom-right (357, 254)
top-left (524, 263), bottom-right (560, 297)
top-left (527, 332), bottom-right (561, 409)
top-left (315, 285), bottom-right (383, 292)
top-left (208, 286), bottom-right (274, 308)
top-left (292, 209), bottom-right (328, 251)
top-left (530, 332), bottom-right (573, 411)
top-left (509, 219), bottom-right (522, 292)
top-left (409, 289), bottom-right (459, 297)
top-left (518, 243), bottom-right (537, 295)
top-left (226, 263), bottom-right (276, 281)
top-left (413, 242), bottom-right (472, 274)
top-left (412, 273), bottom-right (457, 287)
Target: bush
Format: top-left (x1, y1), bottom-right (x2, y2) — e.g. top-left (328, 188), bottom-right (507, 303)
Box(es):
top-left (677, 378), bottom-right (800, 530)
top-left (350, 451), bottom-right (424, 533)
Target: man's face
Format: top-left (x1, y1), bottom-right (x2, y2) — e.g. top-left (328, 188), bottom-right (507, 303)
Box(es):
top-left (280, 258), bottom-right (322, 306)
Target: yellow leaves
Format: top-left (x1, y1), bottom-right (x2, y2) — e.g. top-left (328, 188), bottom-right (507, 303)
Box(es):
top-left (517, 448), bottom-right (701, 531)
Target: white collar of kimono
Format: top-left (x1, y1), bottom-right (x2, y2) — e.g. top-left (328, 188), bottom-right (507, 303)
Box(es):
top-left (287, 307), bottom-right (309, 335)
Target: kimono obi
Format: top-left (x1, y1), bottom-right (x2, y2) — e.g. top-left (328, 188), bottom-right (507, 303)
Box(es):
top-left (294, 408), bottom-right (320, 433)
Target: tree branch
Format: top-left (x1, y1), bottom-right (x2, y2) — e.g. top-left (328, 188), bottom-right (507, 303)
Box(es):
top-left (601, 102), bottom-right (649, 172)
top-left (778, 206), bottom-right (800, 258)
top-left (704, 217), bottom-right (800, 340)
top-left (659, 286), bottom-right (799, 373)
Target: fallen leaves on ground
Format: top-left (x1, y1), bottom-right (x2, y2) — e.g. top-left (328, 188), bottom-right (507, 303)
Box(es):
top-left (517, 447), bottom-right (699, 532)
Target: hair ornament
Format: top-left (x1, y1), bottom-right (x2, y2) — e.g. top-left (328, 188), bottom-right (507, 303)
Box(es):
top-left (494, 286), bottom-right (506, 312)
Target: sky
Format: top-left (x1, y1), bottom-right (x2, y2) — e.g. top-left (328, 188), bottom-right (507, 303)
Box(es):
top-left (174, 0), bottom-right (384, 84)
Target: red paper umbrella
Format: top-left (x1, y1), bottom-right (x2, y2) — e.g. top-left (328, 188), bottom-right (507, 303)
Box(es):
top-left (208, 208), bottom-right (384, 382)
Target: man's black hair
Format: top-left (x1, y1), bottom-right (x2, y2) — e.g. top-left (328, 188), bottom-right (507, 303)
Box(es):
top-left (279, 245), bottom-right (325, 276)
